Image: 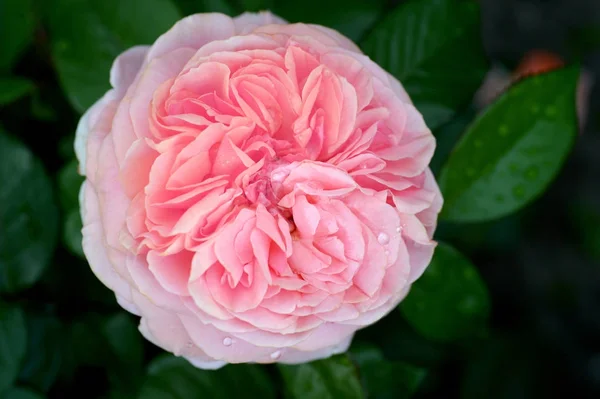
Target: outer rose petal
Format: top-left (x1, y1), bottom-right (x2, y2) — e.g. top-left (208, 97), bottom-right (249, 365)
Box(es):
top-left (81, 182), bottom-right (132, 302)
top-left (146, 13), bottom-right (236, 61)
top-left (74, 90), bottom-right (118, 176)
top-left (233, 11), bottom-right (287, 35)
top-left (110, 46), bottom-right (149, 96)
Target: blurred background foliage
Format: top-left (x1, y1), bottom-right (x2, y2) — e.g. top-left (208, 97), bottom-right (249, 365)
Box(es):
top-left (0, 0), bottom-right (599, 398)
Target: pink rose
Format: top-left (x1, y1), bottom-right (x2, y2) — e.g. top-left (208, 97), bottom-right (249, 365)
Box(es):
top-left (76, 11), bottom-right (442, 368)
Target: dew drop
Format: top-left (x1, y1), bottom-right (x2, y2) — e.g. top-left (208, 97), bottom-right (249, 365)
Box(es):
top-left (396, 226), bottom-right (402, 233)
top-left (270, 350), bottom-right (281, 360)
top-left (223, 337), bottom-right (233, 346)
top-left (545, 105), bottom-right (557, 117)
top-left (384, 250), bottom-right (390, 256)
top-left (377, 232), bottom-right (390, 245)
top-left (512, 185), bottom-right (526, 199)
top-left (525, 166), bottom-right (539, 181)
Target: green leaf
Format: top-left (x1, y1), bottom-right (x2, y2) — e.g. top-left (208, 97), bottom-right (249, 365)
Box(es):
top-left (439, 67), bottom-right (579, 222)
top-left (349, 343), bottom-right (426, 399)
top-left (361, 0), bottom-right (488, 129)
top-left (0, 387), bottom-right (44, 399)
top-left (356, 311), bottom-right (446, 368)
top-left (30, 91), bottom-right (58, 122)
top-left (60, 313), bottom-right (143, 391)
top-left (57, 159), bottom-right (85, 257)
top-left (0, 303), bottom-right (27, 391)
top-left (103, 313), bottom-right (144, 392)
top-left (45, 0), bottom-right (181, 113)
top-left (0, 131), bottom-right (59, 293)
top-left (400, 243), bottom-right (490, 342)
top-left (430, 107), bottom-right (476, 176)
top-left (278, 355), bottom-right (363, 399)
top-left (63, 210), bottom-right (84, 258)
top-left (18, 314), bottom-right (63, 392)
top-left (57, 159), bottom-right (84, 212)
top-left (240, 0), bottom-right (273, 12)
top-left (0, 78), bottom-right (35, 105)
top-left (174, 0), bottom-right (236, 15)
top-left (67, 316), bottom-right (110, 367)
top-left (0, 0), bottom-right (35, 71)
top-left (273, 0), bottom-right (383, 43)
top-left (139, 355), bottom-right (275, 399)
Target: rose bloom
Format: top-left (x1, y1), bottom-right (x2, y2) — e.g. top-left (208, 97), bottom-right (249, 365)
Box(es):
top-left (76, 12), bottom-right (442, 368)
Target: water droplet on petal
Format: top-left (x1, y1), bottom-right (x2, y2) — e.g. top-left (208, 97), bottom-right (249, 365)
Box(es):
top-left (377, 232), bottom-right (390, 245)
top-left (270, 350), bottom-right (281, 360)
top-left (384, 250), bottom-right (390, 256)
top-left (223, 337), bottom-right (233, 346)
top-left (396, 226), bottom-right (402, 233)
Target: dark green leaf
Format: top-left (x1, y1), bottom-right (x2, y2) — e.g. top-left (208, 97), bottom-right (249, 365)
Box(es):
top-left (0, 0), bottom-right (35, 71)
top-left (103, 313), bottom-right (144, 392)
top-left (356, 312), bottom-right (446, 367)
top-left (139, 355), bottom-right (276, 399)
top-left (60, 313), bottom-right (143, 391)
top-left (57, 159), bottom-right (84, 212)
top-left (430, 107), bottom-right (476, 176)
top-left (174, 0), bottom-right (236, 15)
top-left (439, 67), bottom-right (579, 222)
top-left (279, 355), bottom-right (363, 399)
top-left (45, 0), bottom-right (181, 112)
top-left (67, 317), bottom-right (111, 367)
top-left (30, 91), bottom-right (58, 122)
top-left (273, 0), bottom-right (383, 43)
top-left (18, 314), bottom-right (63, 392)
top-left (0, 131), bottom-right (59, 293)
top-left (400, 243), bottom-right (490, 342)
top-left (349, 343), bottom-right (426, 399)
top-left (0, 78), bottom-right (35, 105)
top-left (361, 0), bottom-right (488, 129)
top-left (0, 303), bottom-right (27, 391)
top-left (0, 387), bottom-right (44, 399)
top-left (63, 210), bottom-right (84, 258)
top-left (240, 0), bottom-right (273, 12)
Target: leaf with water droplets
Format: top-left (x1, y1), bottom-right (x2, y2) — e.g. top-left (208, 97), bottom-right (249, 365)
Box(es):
top-left (400, 242), bottom-right (490, 342)
top-left (439, 67), bottom-right (579, 222)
